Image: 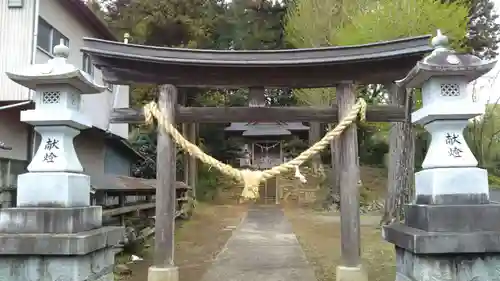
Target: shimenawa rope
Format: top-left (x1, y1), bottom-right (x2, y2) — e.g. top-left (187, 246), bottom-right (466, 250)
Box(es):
top-left (144, 99), bottom-right (367, 200)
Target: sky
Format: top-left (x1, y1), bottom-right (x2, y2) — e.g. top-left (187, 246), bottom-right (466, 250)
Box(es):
top-left (472, 0), bottom-right (500, 104)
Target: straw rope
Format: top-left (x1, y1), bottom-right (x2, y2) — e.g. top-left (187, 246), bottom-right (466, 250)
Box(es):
top-left (144, 99), bottom-right (367, 200)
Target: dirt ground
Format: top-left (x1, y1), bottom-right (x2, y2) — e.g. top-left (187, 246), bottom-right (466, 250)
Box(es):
top-left (117, 202), bottom-right (248, 281)
top-left (284, 207), bottom-right (395, 281)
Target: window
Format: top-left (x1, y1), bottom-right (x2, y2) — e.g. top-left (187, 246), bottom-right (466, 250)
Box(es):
top-left (82, 53), bottom-right (94, 77)
top-left (37, 17), bottom-right (69, 55)
top-left (8, 0), bottom-right (24, 8)
top-left (37, 18), bottom-right (51, 52)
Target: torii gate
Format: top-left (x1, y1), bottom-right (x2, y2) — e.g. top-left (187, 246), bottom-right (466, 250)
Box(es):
top-left (82, 35), bottom-right (431, 281)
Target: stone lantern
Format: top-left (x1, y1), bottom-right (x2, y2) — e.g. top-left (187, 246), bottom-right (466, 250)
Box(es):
top-left (6, 41), bottom-right (102, 207)
top-left (408, 30), bottom-right (495, 204)
top-left (383, 30), bottom-right (499, 280)
top-left (0, 41), bottom-right (123, 281)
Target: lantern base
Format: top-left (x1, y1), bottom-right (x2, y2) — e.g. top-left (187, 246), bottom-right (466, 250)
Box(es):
top-left (405, 203), bottom-right (500, 232)
top-left (0, 206), bottom-right (102, 233)
top-left (384, 220), bottom-right (500, 254)
top-left (392, 246), bottom-right (500, 281)
top-left (17, 172), bottom-right (90, 207)
top-left (385, 201), bottom-right (500, 280)
top-left (0, 227), bottom-right (123, 281)
top-left (415, 167), bottom-right (488, 205)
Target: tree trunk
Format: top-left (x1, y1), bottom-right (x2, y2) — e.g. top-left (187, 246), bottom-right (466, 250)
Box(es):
top-left (381, 84), bottom-right (415, 225)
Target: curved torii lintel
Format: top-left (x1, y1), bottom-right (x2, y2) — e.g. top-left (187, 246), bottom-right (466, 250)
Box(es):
top-left (82, 35), bottom-right (432, 88)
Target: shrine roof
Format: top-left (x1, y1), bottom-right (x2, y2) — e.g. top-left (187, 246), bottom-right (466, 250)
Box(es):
top-left (225, 122), bottom-right (310, 132)
top-left (82, 35), bottom-right (432, 88)
top-left (243, 128), bottom-right (292, 136)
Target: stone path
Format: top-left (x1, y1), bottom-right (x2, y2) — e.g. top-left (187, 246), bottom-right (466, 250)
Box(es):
top-left (200, 205), bottom-right (317, 281)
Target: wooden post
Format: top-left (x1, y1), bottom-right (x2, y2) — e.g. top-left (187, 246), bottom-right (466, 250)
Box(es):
top-left (118, 193), bottom-right (126, 226)
top-left (154, 84), bottom-right (178, 268)
top-left (337, 82), bottom-right (361, 267)
top-left (188, 123), bottom-right (197, 198)
top-left (277, 140), bottom-right (283, 204)
top-left (95, 191), bottom-right (106, 206)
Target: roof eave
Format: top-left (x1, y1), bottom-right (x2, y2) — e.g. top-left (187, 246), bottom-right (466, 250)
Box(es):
top-left (81, 35), bottom-right (433, 67)
top-left (396, 60), bottom-right (498, 88)
top-left (82, 35), bottom-right (433, 87)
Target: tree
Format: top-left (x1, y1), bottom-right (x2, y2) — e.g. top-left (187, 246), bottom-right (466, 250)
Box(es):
top-left (129, 128), bottom-right (157, 179)
top-left (285, 0), bottom-right (469, 219)
top-left (466, 70), bottom-right (500, 172)
top-left (467, 102), bottom-right (500, 170)
top-left (337, 0), bottom-right (468, 223)
top-left (103, 0), bottom-right (224, 48)
top-left (460, 0), bottom-right (500, 59)
top-left (84, 0), bottom-right (107, 20)
top-left (225, 0), bottom-right (289, 50)
top-left (332, 0), bottom-right (468, 46)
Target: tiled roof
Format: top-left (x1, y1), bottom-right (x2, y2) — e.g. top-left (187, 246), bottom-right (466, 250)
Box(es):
top-left (91, 174), bottom-right (190, 192)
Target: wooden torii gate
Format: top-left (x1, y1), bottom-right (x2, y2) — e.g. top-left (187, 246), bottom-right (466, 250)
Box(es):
top-left (82, 35), bottom-right (432, 281)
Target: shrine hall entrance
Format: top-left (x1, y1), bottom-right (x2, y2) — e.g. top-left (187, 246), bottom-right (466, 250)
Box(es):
top-left (257, 177), bottom-right (278, 205)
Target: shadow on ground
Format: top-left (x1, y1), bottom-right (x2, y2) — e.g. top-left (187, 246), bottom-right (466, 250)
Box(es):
top-left (116, 203), bottom-right (247, 281)
top-left (284, 206), bottom-right (395, 281)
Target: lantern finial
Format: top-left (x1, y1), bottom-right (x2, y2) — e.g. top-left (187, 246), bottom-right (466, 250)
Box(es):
top-left (124, 33), bottom-right (130, 44)
top-left (53, 39), bottom-right (69, 59)
top-left (431, 29), bottom-right (449, 50)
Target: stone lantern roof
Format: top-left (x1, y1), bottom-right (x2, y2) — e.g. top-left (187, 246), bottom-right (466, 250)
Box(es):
top-left (396, 30), bottom-right (497, 88)
top-left (6, 40), bottom-right (105, 94)
top-left (225, 122), bottom-right (309, 137)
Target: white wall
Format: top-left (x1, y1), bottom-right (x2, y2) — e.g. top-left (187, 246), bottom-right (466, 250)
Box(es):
top-left (36, 0), bottom-right (129, 138)
top-left (0, 0), bottom-right (35, 101)
top-left (108, 85), bottom-right (130, 139)
top-left (74, 131), bottom-right (105, 177)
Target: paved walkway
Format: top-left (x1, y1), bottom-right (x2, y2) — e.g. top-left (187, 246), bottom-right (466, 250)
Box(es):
top-left (200, 206), bottom-right (317, 281)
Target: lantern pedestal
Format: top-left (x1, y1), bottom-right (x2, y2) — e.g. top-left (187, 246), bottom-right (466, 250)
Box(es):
top-left (384, 168), bottom-right (500, 280)
top-left (0, 226), bottom-right (123, 281)
top-left (390, 247), bottom-right (500, 281)
top-left (385, 217), bottom-right (500, 280)
top-left (414, 167), bottom-right (488, 205)
top-left (17, 172), bottom-right (91, 207)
